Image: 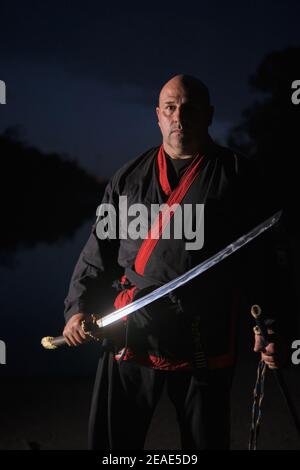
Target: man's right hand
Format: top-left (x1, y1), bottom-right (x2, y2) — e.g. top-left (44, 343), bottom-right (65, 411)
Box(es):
top-left (63, 313), bottom-right (90, 346)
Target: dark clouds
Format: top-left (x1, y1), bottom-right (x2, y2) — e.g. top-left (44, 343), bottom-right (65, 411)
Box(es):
top-left (2, 1), bottom-right (299, 98)
top-left (0, 0), bottom-right (299, 175)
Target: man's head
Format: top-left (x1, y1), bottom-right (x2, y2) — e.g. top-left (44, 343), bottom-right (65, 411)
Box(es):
top-left (156, 74), bottom-right (214, 158)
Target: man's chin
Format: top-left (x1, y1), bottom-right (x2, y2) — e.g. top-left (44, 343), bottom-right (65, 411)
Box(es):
top-left (169, 134), bottom-right (186, 147)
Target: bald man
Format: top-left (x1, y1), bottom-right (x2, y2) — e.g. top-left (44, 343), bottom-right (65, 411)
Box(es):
top-left (63, 75), bottom-right (284, 450)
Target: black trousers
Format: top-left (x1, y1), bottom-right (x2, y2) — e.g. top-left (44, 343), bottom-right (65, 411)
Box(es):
top-left (89, 355), bottom-right (232, 450)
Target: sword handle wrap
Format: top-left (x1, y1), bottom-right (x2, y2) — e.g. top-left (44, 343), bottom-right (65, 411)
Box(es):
top-left (41, 336), bottom-right (66, 349)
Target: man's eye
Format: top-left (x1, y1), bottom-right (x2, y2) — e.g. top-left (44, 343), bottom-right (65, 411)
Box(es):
top-left (165, 105), bottom-right (175, 111)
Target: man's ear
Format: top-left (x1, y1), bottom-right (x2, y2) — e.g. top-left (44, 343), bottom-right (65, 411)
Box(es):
top-left (156, 106), bottom-right (161, 127)
top-left (207, 105), bottom-right (214, 126)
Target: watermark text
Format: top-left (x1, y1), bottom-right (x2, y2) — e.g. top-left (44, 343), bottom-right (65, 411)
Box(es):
top-left (291, 339), bottom-right (300, 365)
top-left (291, 80), bottom-right (300, 105)
top-left (0, 80), bottom-right (6, 104)
top-left (95, 197), bottom-right (204, 250)
top-left (0, 340), bottom-right (6, 365)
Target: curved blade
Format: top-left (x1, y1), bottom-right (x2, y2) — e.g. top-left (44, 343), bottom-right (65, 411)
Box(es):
top-left (97, 211), bottom-right (282, 328)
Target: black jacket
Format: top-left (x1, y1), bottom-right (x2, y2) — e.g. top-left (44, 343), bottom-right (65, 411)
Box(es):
top-left (64, 140), bottom-right (283, 363)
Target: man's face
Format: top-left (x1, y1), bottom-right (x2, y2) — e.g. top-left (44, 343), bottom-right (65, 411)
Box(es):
top-left (156, 80), bottom-right (213, 156)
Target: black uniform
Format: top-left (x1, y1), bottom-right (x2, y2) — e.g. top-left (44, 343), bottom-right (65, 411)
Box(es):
top-left (64, 139), bottom-right (282, 449)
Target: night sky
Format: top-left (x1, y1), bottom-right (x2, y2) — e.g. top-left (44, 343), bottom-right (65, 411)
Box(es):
top-left (1, 0), bottom-right (299, 177)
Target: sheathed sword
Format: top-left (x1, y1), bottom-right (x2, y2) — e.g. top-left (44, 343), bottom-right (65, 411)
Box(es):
top-left (41, 211), bottom-right (282, 349)
top-left (249, 304), bottom-right (300, 449)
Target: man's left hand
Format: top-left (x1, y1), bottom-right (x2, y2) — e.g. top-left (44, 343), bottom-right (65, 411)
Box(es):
top-left (253, 332), bottom-right (288, 369)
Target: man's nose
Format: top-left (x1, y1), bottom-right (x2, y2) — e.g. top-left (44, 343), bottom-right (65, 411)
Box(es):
top-left (173, 106), bottom-right (184, 123)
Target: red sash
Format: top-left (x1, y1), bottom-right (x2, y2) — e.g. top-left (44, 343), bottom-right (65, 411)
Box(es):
top-left (134, 146), bottom-right (204, 275)
top-left (114, 145), bottom-right (204, 309)
top-left (112, 146), bottom-right (238, 370)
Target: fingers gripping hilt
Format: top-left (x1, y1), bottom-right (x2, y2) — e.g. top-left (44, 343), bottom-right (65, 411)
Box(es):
top-left (41, 315), bottom-right (101, 350)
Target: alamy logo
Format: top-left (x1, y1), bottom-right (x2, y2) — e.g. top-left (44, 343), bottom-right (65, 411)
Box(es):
top-left (291, 340), bottom-right (300, 365)
top-left (96, 196), bottom-right (205, 250)
top-left (291, 80), bottom-right (300, 105)
top-left (0, 80), bottom-right (6, 104)
top-left (0, 340), bottom-right (6, 365)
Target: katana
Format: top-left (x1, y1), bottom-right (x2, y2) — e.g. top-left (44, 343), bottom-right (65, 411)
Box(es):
top-left (41, 211), bottom-right (282, 349)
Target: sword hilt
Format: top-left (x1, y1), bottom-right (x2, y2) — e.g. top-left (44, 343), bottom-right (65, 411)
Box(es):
top-left (250, 305), bottom-right (300, 442)
top-left (251, 304), bottom-right (271, 347)
top-left (41, 316), bottom-right (101, 350)
top-left (41, 335), bottom-right (67, 349)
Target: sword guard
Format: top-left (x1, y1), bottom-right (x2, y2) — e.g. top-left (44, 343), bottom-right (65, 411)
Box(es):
top-left (81, 314), bottom-right (102, 341)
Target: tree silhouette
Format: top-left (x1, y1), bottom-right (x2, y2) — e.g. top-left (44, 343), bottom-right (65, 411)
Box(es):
top-left (228, 47), bottom-right (300, 233)
top-left (0, 129), bottom-right (107, 256)
top-left (228, 47), bottom-right (300, 326)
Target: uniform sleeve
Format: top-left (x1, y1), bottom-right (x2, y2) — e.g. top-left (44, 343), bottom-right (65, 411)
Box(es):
top-left (64, 180), bottom-right (119, 322)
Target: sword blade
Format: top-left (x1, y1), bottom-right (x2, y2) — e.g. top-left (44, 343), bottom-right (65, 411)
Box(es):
top-left (97, 211), bottom-right (282, 329)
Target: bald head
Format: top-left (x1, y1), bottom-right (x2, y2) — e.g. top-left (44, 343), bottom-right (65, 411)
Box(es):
top-left (156, 74), bottom-right (213, 158)
top-left (158, 74), bottom-right (210, 109)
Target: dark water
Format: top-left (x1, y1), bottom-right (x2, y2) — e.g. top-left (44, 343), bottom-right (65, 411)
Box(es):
top-left (0, 218), bottom-right (103, 377)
